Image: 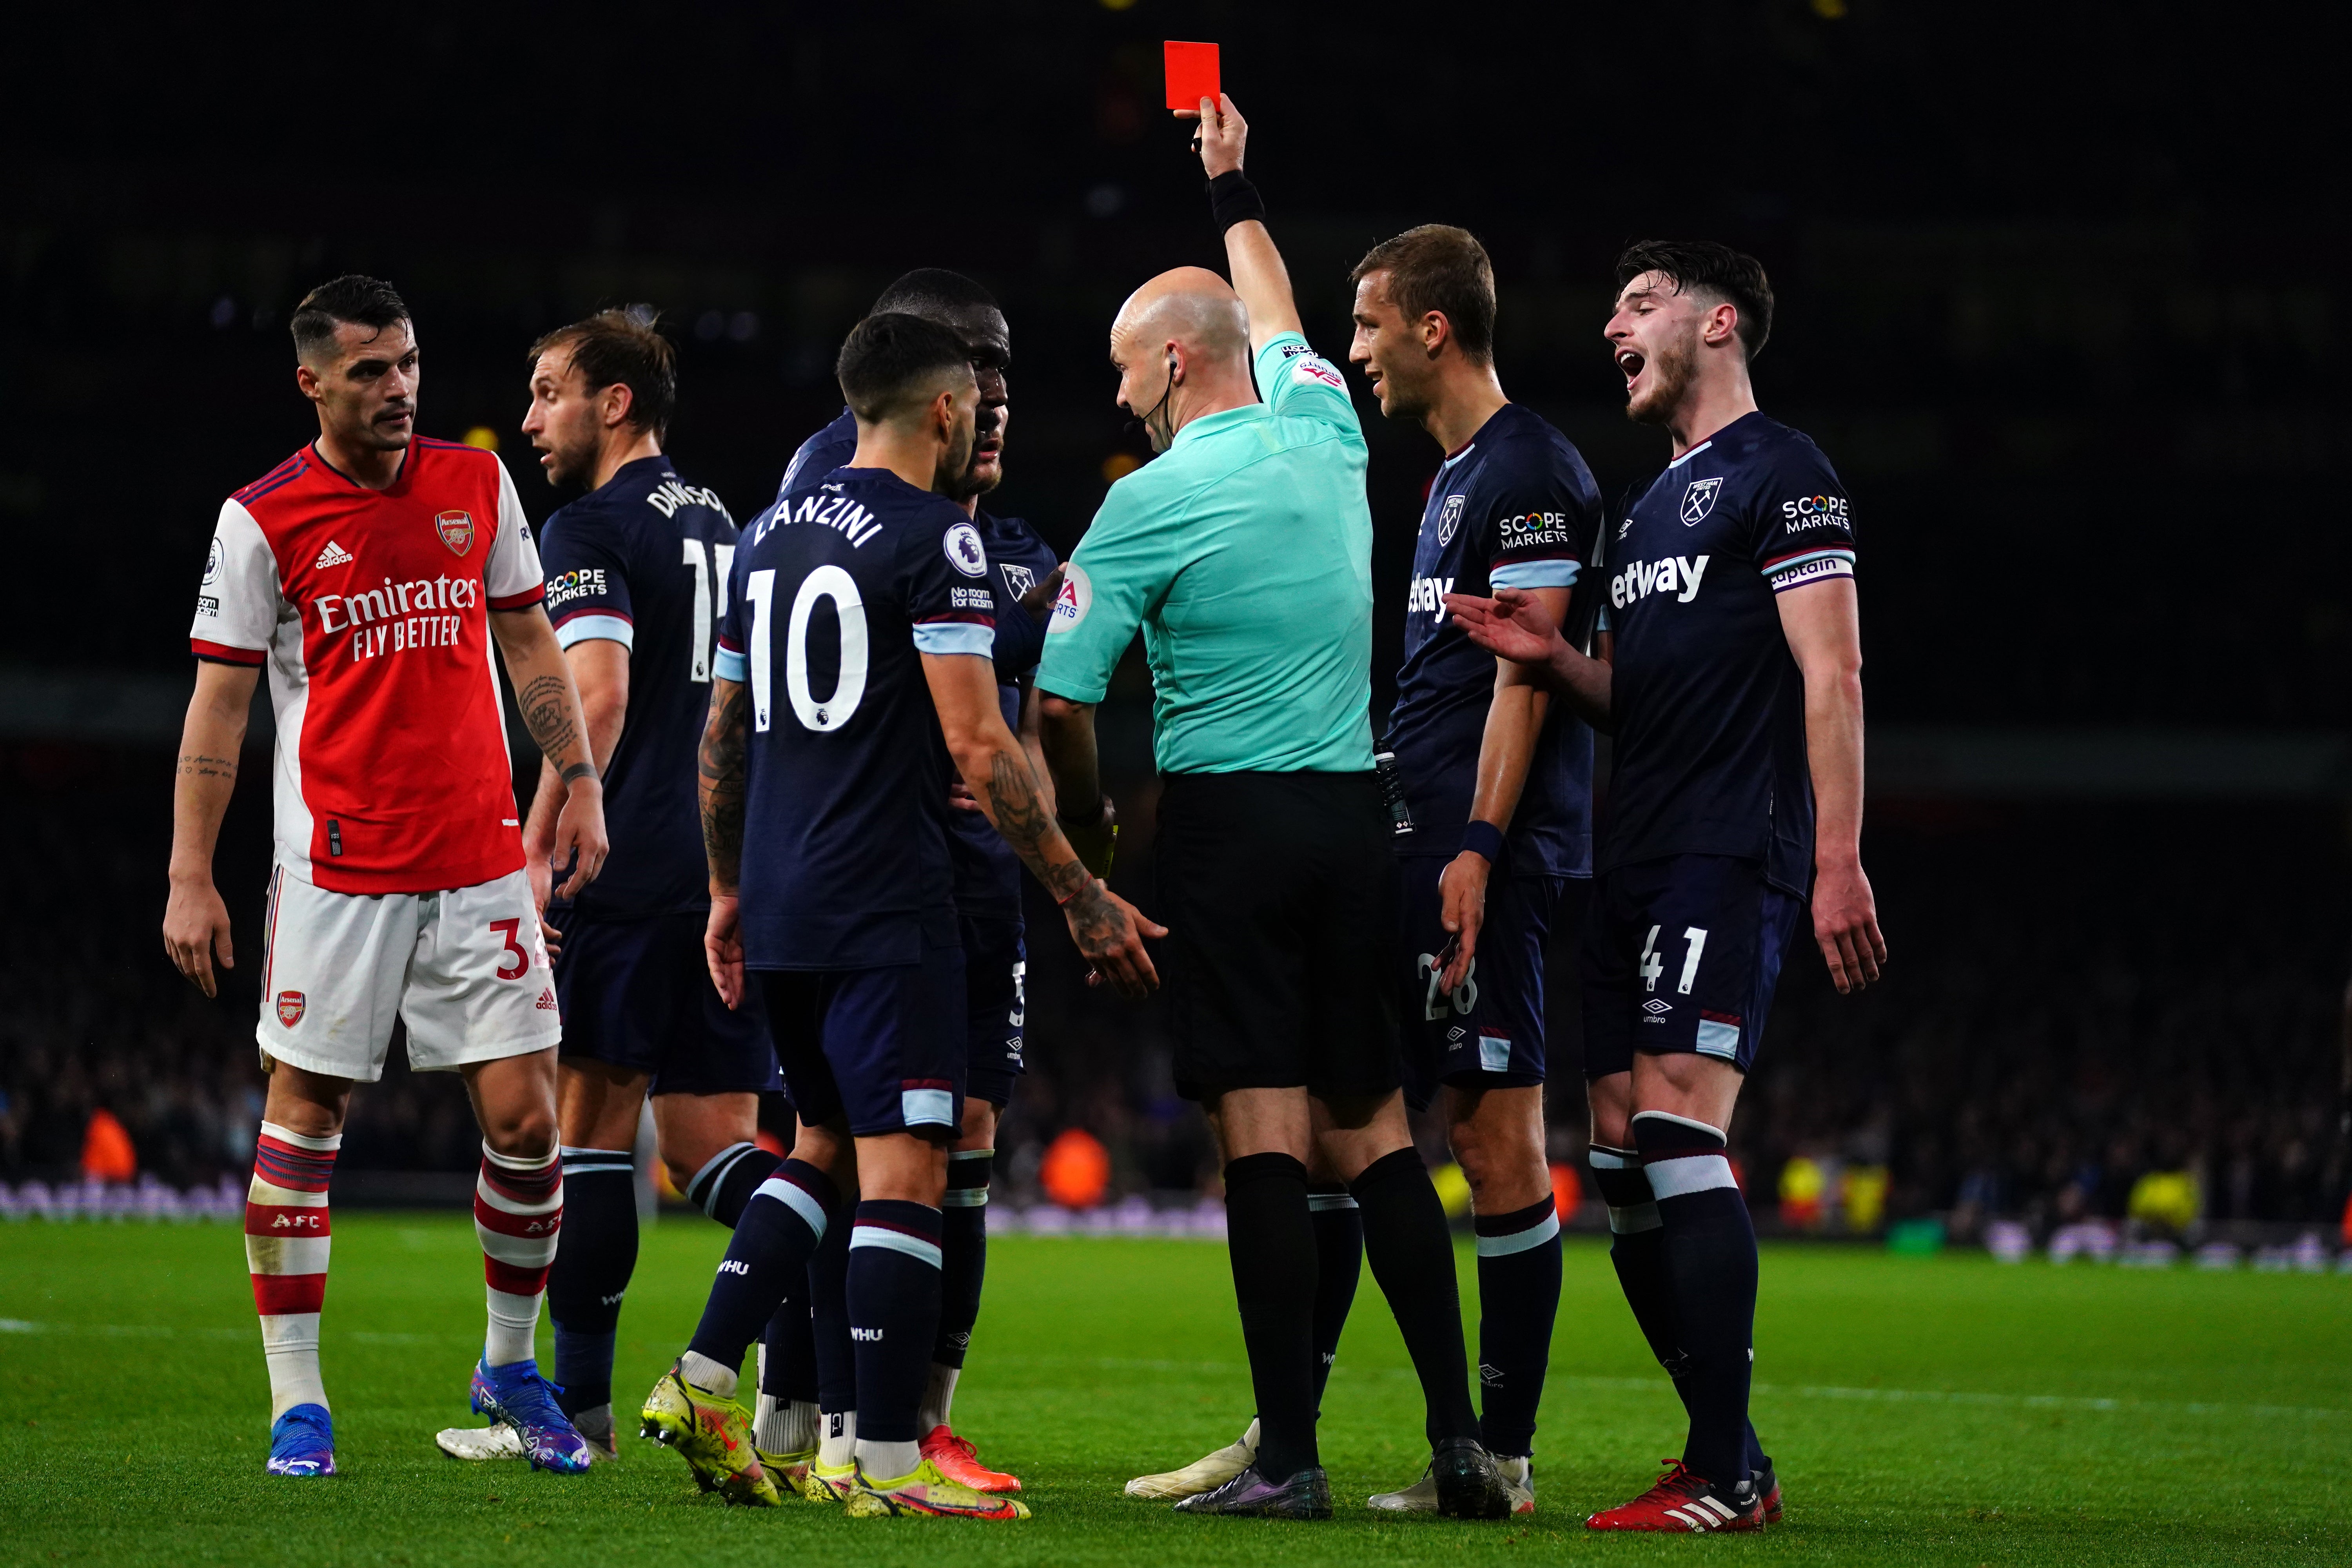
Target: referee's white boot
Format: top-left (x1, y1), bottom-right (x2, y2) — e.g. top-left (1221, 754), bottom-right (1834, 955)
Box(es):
top-left (1124, 1417), bottom-right (1258, 1499)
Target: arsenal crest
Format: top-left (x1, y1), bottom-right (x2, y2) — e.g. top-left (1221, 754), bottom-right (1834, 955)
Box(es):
top-left (1680, 478), bottom-right (1722, 526)
top-left (276, 991), bottom-right (307, 1027)
top-left (435, 510), bottom-right (475, 556)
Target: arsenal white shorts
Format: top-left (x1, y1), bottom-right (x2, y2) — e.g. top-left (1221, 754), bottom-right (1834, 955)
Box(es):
top-left (256, 864), bottom-right (561, 1082)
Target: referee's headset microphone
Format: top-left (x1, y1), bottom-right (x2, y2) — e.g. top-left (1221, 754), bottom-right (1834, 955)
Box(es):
top-left (1126, 350), bottom-right (1181, 449)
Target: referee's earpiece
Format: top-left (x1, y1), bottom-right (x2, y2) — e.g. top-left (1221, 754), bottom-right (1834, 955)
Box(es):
top-left (1166, 350), bottom-right (1179, 385)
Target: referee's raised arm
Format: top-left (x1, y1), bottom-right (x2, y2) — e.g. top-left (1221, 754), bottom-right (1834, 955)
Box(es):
top-left (1183, 94), bottom-right (1301, 349)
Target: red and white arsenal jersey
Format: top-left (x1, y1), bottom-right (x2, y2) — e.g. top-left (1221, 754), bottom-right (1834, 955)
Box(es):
top-left (189, 438), bottom-right (546, 895)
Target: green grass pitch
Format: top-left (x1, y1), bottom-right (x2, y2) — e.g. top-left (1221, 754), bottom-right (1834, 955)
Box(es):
top-left (2, 1215), bottom-right (2347, 1566)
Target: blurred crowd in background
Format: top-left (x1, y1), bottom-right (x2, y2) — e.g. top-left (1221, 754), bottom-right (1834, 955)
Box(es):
top-left (4, 749), bottom-right (2343, 1246)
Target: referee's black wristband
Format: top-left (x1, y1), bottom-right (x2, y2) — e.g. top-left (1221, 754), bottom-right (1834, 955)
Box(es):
top-left (1207, 170), bottom-right (1265, 232)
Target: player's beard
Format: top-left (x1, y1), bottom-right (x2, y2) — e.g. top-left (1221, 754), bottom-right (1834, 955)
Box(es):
top-left (545, 430), bottom-right (598, 491)
top-left (949, 410), bottom-right (1005, 502)
top-left (1625, 325), bottom-right (1696, 427)
top-left (935, 424), bottom-right (978, 496)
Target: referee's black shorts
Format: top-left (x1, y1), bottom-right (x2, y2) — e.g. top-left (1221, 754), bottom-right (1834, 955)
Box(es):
top-left (1155, 769), bottom-right (1402, 1104)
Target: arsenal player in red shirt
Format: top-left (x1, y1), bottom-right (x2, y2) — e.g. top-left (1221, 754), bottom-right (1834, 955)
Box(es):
top-left (163, 276), bottom-right (609, 1479)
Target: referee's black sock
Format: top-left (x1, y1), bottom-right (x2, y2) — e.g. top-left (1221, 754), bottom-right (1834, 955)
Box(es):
top-left (1223, 1152), bottom-right (1320, 1481)
top-left (1592, 1143), bottom-right (1769, 1478)
top-left (1471, 1192), bottom-right (1561, 1459)
top-left (1631, 1111), bottom-right (1756, 1491)
top-left (1307, 1183), bottom-right (1362, 1413)
top-left (1349, 1147), bottom-right (1480, 1448)
top-left (547, 1147), bottom-right (637, 1421)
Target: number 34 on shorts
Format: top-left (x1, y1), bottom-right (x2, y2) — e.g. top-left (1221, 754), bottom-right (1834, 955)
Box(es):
top-left (255, 864), bottom-right (564, 1083)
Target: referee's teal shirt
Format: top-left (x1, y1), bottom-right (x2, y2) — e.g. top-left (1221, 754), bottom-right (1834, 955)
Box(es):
top-left (1038, 332), bottom-right (1376, 774)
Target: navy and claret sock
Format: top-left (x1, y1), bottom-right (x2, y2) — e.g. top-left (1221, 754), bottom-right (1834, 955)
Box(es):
top-left (1306, 1183), bottom-right (1362, 1411)
top-left (547, 1147), bottom-right (635, 1421)
top-left (682, 1159), bottom-right (838, 1392)
top-left (1590, 1143), bottom-right (1768, 1479)
top-left (845, 1199), bottom-right (947, 1447)
top-left (685, 1141), bottom-right (782, 1228)
top-left (1471, 1192), bottom-right (1562, 1459)
top-left (1348, 1147), bottom-right (1480, 1449)
top-left (1630, 1111), bottom-right (1757, 1490)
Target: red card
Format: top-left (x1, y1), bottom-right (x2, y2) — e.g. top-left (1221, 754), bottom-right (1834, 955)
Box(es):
top-left (1164, 41), bottom-right (1220, 112)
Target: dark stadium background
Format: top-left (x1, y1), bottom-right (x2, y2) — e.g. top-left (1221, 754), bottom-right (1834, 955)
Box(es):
top-left (2, 1), bottom-right (2345, 1239)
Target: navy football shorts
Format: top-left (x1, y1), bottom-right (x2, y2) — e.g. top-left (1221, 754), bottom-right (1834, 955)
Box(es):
top-left (960, 913), bottom-right (1027, 1110)
top-left (753, 940), bottom-right (967, 1138)
top-left (551, 910), bottom-right (779, 1096)
top-left (1581, 853), bottom-right (1808, 1079)
top-left (1397, 859), bottom-right (1581, 1111)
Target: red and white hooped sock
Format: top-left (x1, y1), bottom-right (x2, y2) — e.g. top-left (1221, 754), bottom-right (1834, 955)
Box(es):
top-left (247, 1121), bottom-right (339, 1420)
top-left (476, 1143), bottom-right (563, 1367)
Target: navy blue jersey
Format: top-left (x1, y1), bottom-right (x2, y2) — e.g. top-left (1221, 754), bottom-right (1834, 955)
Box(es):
top-left (540, 454), bottom-right (737, 921)
top-left (783, 410), bottom-right (1060, 917)
top-left (1386, 403), bottom-right (1603, 876)
top-left (942, 507), bottom-right (1059, 916)
top-left (1597, 412), bottom-right (1857, 895)
top-left (778, 408), bottom-right (855, 505)
top-left (715, 466), bottom-right (996, 969)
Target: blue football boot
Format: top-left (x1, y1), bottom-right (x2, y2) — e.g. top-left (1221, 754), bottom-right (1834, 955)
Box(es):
top-left (470, 1357), bottom-right (593, 1474)
top-left (266, 1403), bottom-right (336, 1477)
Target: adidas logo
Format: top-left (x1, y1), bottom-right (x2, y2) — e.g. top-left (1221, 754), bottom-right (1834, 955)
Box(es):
top-left (535, 989), bottom-right (557, 1011)
top-left (314, 539), bottom-right (354, 569)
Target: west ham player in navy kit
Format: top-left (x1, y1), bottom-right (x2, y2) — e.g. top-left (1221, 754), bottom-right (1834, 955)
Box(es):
top-left (1449, 241), bottom-right (1886, 1533)
top-left (1352, 227), bottom-right (1601, 1512)
top-left (434, 310), bottom-right (784, 1464)
top-left (760, 271), bottom-right (1062, 1499)
top-left (637, 313), bottom-right (1158, 1518)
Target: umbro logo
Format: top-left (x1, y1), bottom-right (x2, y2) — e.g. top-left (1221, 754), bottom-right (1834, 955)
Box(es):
top-left (1642, 998), bottom-right (1673, 1015)
top-left (314, 539), bottom-right (354, 569)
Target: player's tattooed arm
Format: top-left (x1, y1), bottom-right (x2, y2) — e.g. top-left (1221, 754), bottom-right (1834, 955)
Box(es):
top-left (164, 660), bottom-right (258, 998)
top-left (516, 674), bottom-right (583, 769)
top-left (490, 605), bottom-right (607, 895)
top-left (924, 652), bottom-right (1165, 997)
top-left (698, 675), bottom-right (750, 893)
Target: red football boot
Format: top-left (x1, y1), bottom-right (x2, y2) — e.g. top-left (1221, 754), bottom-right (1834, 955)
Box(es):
top-left (1756, 1463), bottom-right (1783, 1524)
top-left (1586, 1459), bottom-right (1765, 1533)
top-left (920, 1425), bottom-right (1022, 1493)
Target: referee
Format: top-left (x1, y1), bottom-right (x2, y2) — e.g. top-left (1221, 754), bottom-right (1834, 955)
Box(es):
top-left (1038, 95), bottom-right (1505, 1522)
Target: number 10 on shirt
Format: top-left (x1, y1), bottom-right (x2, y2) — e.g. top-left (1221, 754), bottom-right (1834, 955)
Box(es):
top-left (743, 566), bottom-right (871, 733)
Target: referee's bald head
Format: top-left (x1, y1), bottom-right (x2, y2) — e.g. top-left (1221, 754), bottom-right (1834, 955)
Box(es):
top-left (1112, 268), bottom-right (1250, 371)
